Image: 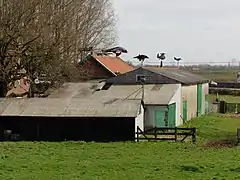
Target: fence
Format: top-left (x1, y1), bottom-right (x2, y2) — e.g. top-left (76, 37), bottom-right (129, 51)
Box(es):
top-left (219, 101), bottom-right (240, 114)
top-left (237, 128), bottom-right (240, 146)
top-left (136, 126), bottom-right (196, 143)
top-left (226, 103), bottom-right (240, 113)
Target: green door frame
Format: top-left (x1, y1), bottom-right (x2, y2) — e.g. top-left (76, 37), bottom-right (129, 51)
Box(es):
top-left (197, 84), bottom-right (203, 117)
top-left (168, 103), bottom-right (176, 127)
top-left (183, 100), bottom-right (187, 122)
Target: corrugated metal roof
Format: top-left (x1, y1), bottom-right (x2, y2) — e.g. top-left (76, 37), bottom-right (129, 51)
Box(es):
top-left (92, 84), bottom-right (180, 105)
top-left (144, 67), bottom-right (209, 84)
top-left (48, 82), bottom-right (105, 99)
top-left (0, 98), bottom-right (141, 117)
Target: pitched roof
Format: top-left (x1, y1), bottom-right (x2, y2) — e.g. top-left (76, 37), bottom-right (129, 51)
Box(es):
top-left (105, 67), bottom-right (208, 85)
top-left (48, 81), bottom-right (105, 99)
top-left (143, 67), bottom-right (209, 85)
top-left (92, 55), bottom-right (135, 75)
top-left (92, 84), bottom-right (180, 105)
top-left (0, 98), bottom-right (141, 117)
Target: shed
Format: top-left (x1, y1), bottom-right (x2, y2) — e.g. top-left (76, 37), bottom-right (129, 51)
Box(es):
top-left (93, 84), bottom-right (182, 130)
top-left (0, 98), bottom-right (143, 142)
top-left (105, 67), bottom-right (210, 121)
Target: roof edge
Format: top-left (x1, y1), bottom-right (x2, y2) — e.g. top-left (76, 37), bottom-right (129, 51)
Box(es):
top-left (143, 67), bottom-right (209, 85)
top-left (142, 67), bottom-right (182, 84)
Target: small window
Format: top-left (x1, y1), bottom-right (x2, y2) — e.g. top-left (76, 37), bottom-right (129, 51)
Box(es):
top-left (136, 74), bottom-right (146, 83)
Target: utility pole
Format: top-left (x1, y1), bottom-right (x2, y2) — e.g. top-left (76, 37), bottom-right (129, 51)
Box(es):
top-left (133, 54), bottom-right (149, 102)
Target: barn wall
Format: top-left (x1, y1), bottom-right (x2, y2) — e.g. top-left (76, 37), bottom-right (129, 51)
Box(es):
top-left (169, 84), bottom-right (182, 126)
top-left (144, 105), bottom-right (168, 130)
top-left (181, 85), bottom-right (198, 121)
top-left (202, 83), bottom-right (209, 114)
top-left (0, 116), bottom-right (136, 142)
top-left (203, 83), bottom-right (209, 95)
top-left (135, 105), bottom-right (144, 140)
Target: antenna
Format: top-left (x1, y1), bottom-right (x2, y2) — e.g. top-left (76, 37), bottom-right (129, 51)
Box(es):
top-left (157, 53), bottom-right (166, 67)
top-left (174, 57), bottom-right (182, 68)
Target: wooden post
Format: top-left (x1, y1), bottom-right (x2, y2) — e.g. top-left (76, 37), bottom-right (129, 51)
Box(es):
top-left (237, 128), bottom-right (240, 145)
top-left (192, 128), bottom-right (196, 143)
top-left (137, 126), bottom-right (139, 142)
top-left (154, 127), bottom-right (157, 140)
top-left (37, 122), bottom-right (40, 140)
top-left (175, 127), bottom-right (177, 142)
top-left (141, 83), bottom-right (144, 102)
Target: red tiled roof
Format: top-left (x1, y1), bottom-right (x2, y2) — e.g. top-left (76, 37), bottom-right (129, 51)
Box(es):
top-left (93, 55), bottom-right (135, 75)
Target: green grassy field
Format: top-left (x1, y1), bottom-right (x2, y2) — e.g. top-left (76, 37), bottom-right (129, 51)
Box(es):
top-left (197, 72), bottom-right (237, 82)
top-left (191, 68), bottom-right (239, 82)
top-left (1, 114), bottom-right (240, 180)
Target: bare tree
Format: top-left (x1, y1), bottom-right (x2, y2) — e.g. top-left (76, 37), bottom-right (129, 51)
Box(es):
top-left (0, 0), bottom-right (117, 97)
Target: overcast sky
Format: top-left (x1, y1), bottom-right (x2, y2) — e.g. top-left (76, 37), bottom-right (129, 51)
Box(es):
top-left (113, 0), bottom-right (240, 65)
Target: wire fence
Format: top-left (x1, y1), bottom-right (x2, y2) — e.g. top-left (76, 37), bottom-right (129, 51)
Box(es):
top-left (130, 60), bottom-right (240, 66)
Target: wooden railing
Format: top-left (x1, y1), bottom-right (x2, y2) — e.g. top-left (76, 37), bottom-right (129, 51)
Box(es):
top-left (226, 103), bottom-right (240, 113)
top-left (237, 128), bottom-right (240, 146)
top-left (219, 101), bottom-right (240, 114)
top-left (209, 82), bottom-right (240, 89)
top-left (136, 126), bottom-right (196, 143)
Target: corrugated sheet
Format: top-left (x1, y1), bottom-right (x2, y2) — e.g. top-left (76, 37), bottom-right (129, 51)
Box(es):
top-left (0, 98), bottom-right (141, 117)
top-left (92, 84), bottom-right (179, 105)
top-left (145, 67), bottom-right (208, 84)
top-left (48, 81), bottom-right (105, 99)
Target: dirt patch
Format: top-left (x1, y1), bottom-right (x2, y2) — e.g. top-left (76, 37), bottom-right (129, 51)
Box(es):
top-left (204, 140), bottom-right (236, 148)
top-left (220, 114), bottom-right (240, 118)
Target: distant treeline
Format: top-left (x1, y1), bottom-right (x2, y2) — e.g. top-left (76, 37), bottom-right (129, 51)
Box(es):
top-left (210, 82), bottom-right (240, 89)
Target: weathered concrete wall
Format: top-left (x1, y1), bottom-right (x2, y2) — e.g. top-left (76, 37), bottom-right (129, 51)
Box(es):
top-left (181, 85), bottom-right (197, 121)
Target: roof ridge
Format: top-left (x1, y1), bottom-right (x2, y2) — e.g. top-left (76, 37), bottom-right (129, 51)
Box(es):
top-left (143, 67), bottom-right (208, 84)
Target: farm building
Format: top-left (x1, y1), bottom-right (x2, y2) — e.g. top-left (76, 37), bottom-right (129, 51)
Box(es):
top-left (105, 67), bottom-right (209, 122)
top-left (0, 98), bottom-right (143, 142)
top-left (92, 84), bottom-right (181, 130)
top-left (78, 54), bottom-right (135, 79)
